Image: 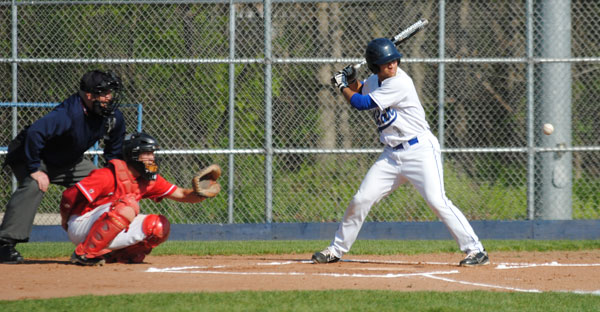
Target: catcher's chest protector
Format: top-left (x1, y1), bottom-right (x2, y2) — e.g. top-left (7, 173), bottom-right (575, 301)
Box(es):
top-left (109, 159), bottom-right (155, 200)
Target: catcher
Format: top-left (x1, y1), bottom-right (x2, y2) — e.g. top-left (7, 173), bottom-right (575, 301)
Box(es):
top-left (59, 131), bottom-right (221, 266)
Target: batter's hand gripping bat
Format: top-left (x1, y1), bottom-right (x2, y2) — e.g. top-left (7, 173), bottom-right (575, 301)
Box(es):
top-left (353, 18), bottom-right (429, 70)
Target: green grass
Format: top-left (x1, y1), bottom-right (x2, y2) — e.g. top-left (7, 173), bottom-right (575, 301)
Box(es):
top-left (15, 239), bottom-right (600, 259)
top-left (1, 290), bottom-right (599, 312)
top-left (4, 240), bottom-right (600, 311)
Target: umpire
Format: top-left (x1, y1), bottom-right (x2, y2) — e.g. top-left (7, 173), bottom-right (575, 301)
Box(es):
top-left (0, 70), bottom-right (126, 263)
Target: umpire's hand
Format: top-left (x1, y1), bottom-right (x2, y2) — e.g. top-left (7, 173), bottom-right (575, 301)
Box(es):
top-left (30, 170), bottom-right (50, 192)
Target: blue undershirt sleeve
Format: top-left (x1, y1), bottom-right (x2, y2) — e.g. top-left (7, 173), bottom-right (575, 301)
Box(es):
top-left (350, 93), bottom-right (377, 110)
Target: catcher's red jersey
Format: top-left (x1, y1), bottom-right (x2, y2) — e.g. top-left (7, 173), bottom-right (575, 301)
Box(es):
top-left (70, 159), bottom-right (176, 216)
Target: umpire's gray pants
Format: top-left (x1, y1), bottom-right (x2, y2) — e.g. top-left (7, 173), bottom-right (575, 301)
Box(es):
top-left (0, 159), bottom-right (97, 243)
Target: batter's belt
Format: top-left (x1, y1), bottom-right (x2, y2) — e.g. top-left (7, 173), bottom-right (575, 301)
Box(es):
top-left (392, 137), bottom-right (419, 150)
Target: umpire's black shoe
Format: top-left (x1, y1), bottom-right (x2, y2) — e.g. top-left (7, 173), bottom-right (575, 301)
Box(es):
top-left (459, 250), bottom-right (489, 267)
top-left (70, 251), bottom-right (105, 266)
top-left (0, 243), bottom-right (24, 264)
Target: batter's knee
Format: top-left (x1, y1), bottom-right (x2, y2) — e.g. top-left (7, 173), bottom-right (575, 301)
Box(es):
top-left (142, 214), bottom-right (170, 247)
top-left (424, 196), bottom-right (456, 215)
top-left (349, 192), bottom-right (376, 208)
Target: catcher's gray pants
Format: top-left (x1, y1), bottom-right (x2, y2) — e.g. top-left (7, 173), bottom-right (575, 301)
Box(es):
top-left (0, 159), bottom-right (96, 243)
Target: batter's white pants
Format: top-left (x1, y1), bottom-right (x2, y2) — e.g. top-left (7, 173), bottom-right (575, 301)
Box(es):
top-left (66, 203), bottom-right (150, 251)
top-left (329, 131), bottom-right (484, 258)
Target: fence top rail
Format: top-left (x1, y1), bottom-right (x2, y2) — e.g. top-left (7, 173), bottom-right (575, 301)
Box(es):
top-left (2, 0), bottom-right (368, 5)
top-left (0, 102), bottom-right (141, 108)
top-left (2, 146), bottom-right (600, 155)
top-left (1, 57), bottom-right (600, 65)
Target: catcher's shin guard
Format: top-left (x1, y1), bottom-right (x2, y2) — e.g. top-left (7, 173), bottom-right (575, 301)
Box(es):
top-left (75, 196), bottom-right (139, 258)
top-left (104, 214), bottom-right (170, 264)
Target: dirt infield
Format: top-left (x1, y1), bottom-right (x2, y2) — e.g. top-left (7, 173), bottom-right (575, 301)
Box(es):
top-left (2, 250), bottom-right (600, 300)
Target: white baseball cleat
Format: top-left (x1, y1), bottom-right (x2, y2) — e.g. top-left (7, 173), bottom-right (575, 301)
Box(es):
top-left (311, 248), bottom-right (340, 264)
top-left (459, 250), bottom-right (489, 267)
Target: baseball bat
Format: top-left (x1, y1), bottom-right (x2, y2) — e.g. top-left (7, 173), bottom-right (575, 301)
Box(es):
top-left (354, 18), bottom-right (429, 69)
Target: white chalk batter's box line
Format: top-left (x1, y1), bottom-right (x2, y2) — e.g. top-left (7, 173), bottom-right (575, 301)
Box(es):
top-left (145, 259), bottom-right (600, 296)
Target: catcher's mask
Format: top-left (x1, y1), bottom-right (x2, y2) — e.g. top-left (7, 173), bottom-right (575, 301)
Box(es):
top-left (80, 70), bottom-right (123, 117)
top-left (365, 38), bottom-right (402, 74)
top-left (122, 132), bottom-right (159, 181)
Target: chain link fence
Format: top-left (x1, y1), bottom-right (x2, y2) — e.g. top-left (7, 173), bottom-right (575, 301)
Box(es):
top-left (1, 0), bottom-right (599, 225)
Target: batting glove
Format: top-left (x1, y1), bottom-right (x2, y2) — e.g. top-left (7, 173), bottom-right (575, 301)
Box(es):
top-left (342, 65), bottom-right (358, 84)
top-left (331, 71), bottom-right (348, 92)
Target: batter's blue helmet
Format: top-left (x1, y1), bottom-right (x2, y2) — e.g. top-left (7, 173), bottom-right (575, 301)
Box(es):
top-left (365, 38), bottom-right (403, 74)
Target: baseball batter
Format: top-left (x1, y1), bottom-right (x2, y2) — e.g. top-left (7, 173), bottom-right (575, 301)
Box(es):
top-left (312, 38), bottom-right (489, 266)
top-left (60, 132), bottom-right (222, 265)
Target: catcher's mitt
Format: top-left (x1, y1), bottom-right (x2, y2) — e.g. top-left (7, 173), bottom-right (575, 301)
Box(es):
top-left (192, 164), bottom-right (222, 198)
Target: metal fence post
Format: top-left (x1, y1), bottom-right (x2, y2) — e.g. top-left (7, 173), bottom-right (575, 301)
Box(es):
top-left (535, 0), bottom-right (573, 219)
top-left (228, 0), bottom-right (236, 224)
top-left (526, 0), bottom-right (535, 220)
top-left (438, 0), bottom-right (446, 158)
top-left (11, 0), bottom-right (18, 192)
top-left (263, 0), bottom-right (273, 223)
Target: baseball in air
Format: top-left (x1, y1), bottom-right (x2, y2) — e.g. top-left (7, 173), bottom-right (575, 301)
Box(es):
top-left (543, 123), bottom-right (554, 135)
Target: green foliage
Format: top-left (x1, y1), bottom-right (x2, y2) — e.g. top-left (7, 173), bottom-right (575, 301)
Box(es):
top-left (443, 161), bottom-right (528, 220)
top-left (573, 173), bottom-right (600, 218)
top-left (144, 149), bottom-right (600, 223)
top-left (272, 155), bottom-right (369, 222)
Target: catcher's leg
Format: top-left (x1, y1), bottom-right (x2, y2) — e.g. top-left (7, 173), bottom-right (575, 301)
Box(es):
top-left (72, 195), bottom-right (139, 265)
top-left (104, 214), bottom-right (170, 264)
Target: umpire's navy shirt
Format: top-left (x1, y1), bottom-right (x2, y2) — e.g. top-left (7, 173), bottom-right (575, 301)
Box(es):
top-left (22, 93), bottom-right (125, 174)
